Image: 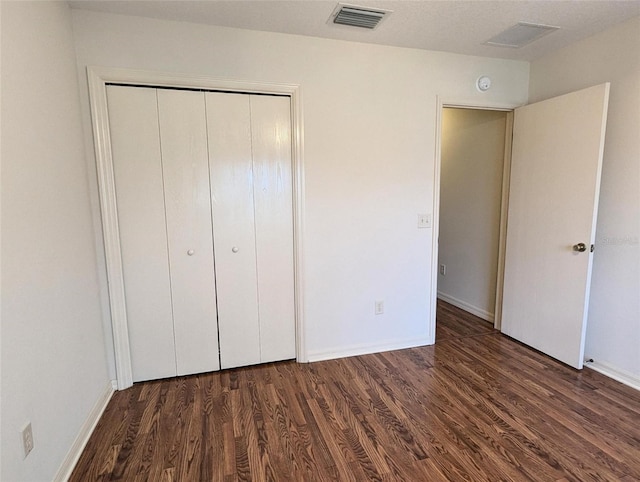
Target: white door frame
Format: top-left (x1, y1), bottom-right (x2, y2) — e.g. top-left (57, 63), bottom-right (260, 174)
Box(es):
top-left (87, 66), bottom-right (306, 389)
top-left (430, 97), bottom-right (520, 342)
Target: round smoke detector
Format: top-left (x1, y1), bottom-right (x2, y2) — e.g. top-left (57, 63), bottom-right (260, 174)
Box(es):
top-left (476, 76), bottom-right (492, 92)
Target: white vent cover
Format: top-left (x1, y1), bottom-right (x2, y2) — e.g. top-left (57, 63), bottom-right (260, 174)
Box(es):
top-left (484, 22), bottom-right (560, 48)
top-left (329, 4), bottom-right (391, 30)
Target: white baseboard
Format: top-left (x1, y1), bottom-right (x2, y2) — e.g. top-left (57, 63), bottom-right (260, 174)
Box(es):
top-left (585, 360), bottom-right (640, 392)
top-left (307, 336), bottom-right (431, 363)
top-left (437, 292), bottom-right (494, 323)
top-left (53, 380), bottom-right (116, 482)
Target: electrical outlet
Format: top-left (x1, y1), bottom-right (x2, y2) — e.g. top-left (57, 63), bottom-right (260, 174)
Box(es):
top-left (439, 264), bottom-right (446, 276)
top-left (375, 300), bottom-right (384, 315)
top-left (21, 422), bottom-right (34, 458)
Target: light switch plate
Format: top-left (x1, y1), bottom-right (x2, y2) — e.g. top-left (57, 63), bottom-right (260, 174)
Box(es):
top-left (418, 213), bottom-right (431, 228)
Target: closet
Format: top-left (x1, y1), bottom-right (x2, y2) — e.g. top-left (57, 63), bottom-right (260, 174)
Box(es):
top-left (106, 85), bottom-right (295, 382)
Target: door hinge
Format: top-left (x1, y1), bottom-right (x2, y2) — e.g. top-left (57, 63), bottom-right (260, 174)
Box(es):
top-left (590, 244), bottom-right (595, 252)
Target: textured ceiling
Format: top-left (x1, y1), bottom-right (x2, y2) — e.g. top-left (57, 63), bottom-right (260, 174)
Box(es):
top-left (68, 1), bottom-right (640, 61)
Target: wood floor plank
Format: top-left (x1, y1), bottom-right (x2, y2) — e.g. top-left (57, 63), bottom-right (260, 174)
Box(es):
top-left (71, 302), bottom-right (640, 481)
top-left (453, 335), bottom-right (640, 475)
top-left (306, 396), bottom-right (357, 481)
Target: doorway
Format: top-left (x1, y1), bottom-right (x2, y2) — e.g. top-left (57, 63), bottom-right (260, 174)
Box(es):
top-left (435, 107), bottom-right (512, 341)
top-left (432, 85), bottom-right (608, 366)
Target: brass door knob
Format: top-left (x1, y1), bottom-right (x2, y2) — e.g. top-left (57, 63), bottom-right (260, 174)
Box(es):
top-left (573, 243), bottom-right (587, 252)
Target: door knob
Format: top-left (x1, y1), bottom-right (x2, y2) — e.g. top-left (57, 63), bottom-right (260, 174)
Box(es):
top-left (187, 249), bottom-right (195, 256)
top-left (231, 246), bottom-right (239, 253)
top-left (572, 243), bottom-right (587, 252)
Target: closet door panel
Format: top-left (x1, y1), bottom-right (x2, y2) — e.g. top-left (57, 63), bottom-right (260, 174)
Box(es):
top-left (157, 89), bottom-right (220, 375)
top-left (206, 92), bottom-right (261, 369)
top-left (250, 95), bottom-right (296, 362)
top-left (107, 86), bottom-right (177, 381)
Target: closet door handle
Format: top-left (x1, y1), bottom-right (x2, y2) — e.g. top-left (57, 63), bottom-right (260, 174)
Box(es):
top-left (187, 249), bottom-right (195, 256)
top-left (231, 246), bottom-right (239, 253)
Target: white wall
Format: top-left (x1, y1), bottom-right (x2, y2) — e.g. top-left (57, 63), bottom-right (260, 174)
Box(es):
top-left (70, 9), bottom-right (529, 366)
top-left (1, 2), bottom-right (110, 481)
top-left (530, 17), bottom-right (640, 381)
top-left (438, 108), bottom-right (507, 321)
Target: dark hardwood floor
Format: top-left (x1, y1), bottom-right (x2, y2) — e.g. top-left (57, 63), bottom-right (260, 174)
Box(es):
top-left (435, 299), bottom-right (495, 341)
top-left (71, 302), bottom-right (640, 481)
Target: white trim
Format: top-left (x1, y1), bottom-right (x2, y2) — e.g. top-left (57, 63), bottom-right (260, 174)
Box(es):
top-left (429, 97), bottom-right (443, 345)
top-left (439, 100), bottom-right (521, 111)
top-left (493, 111), bottom-right (514, 331)
top-left (53, 381), bottom-right (115, 482)
top-left (585, 360), bottom-right (640, 392)
top-left (431, 97), bottom-right (522, 342)
top-left (291, 86), bottom-right (308, 363)
top-left (307, 337), bottom-right (430, 363)
top-left (87, 66), bottom-right (307, 388)
top-left (88, 68), bottom-right (133, 389)
top-left (437, 292), bottom-right (494, 322)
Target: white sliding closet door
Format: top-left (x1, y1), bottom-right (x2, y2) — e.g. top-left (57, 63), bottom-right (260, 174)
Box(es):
top-left (157, 89), bottom-right (220, 376)
top-left (107, 85), bottom-right (294, 381)
top-left (207, 93), bottom-right (295, 369)
top-left (107, 86), bottom-right (176, 381)
top-left (250, 96), bottom-right (296, 363)
top-left (206, 93), bottom-right (261, 369)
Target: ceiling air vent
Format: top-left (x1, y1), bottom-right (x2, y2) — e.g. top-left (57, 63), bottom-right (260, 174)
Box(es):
top-left (484, 22), bottom-right (560, 48)
top-left (330, 4), bottom-right (391, 30)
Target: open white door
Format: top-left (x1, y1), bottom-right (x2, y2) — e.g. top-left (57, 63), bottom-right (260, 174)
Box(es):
top-left (501, 83), bottom-right (610, 369)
